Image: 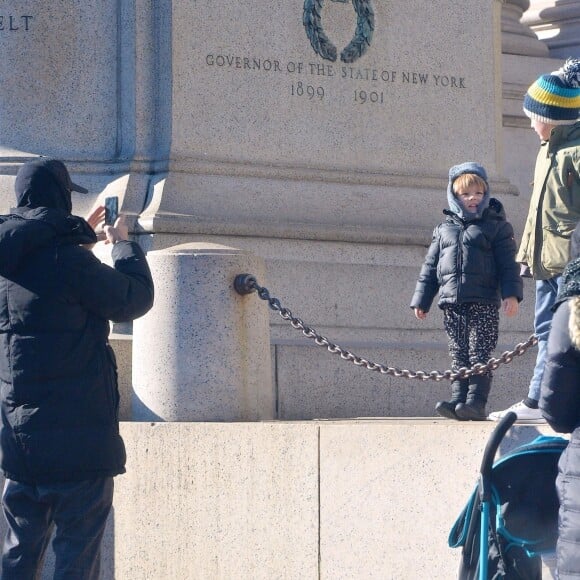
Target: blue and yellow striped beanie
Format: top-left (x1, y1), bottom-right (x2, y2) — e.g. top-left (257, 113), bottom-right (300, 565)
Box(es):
top-left (523, 58), bottom-right (580, 125)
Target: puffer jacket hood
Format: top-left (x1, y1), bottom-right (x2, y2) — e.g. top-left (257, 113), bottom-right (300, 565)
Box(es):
top-left (445, 196), bottom-right (508, 225)
top-left (0, 208), bottom-right (97, 277)
top-left (447, 161), bottom-right (490, 220)
top-left (14, 158), bottom-right (89, 214)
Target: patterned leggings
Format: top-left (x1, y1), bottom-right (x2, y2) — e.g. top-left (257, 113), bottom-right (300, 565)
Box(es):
top-left (442, 303), bottom-right (499, 373)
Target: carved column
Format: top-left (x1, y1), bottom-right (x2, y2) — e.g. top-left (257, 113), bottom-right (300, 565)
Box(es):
top-left (522, 0), bottom-right (580, 57)
top-left (502, 0), bottom-right (549, 55)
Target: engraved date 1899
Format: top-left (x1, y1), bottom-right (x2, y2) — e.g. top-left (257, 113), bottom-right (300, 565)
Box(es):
top-left (291, 81), bottom-right (325, 100)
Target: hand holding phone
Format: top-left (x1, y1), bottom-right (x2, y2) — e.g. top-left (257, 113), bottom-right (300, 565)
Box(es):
top-left (104, 214), bottom-right (128, 245)
top-left (104, 196), bottom-right (119, 226)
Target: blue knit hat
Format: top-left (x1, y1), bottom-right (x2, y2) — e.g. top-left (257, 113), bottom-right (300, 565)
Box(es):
top-left (523, 58), bottom-right (580, 125)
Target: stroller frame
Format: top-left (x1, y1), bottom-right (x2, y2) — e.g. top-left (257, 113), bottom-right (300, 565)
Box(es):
top-left (449, 412), bottom-right (568, 579)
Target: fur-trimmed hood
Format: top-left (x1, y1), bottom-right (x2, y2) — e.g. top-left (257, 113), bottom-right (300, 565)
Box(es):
top-left (570, 296), bottom-right (580, 350)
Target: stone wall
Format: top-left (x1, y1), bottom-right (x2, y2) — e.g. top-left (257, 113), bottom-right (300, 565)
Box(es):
top-left (5, 421), bottom-right (558, 579)
top-left (1, 2), bottom-right (578, 421)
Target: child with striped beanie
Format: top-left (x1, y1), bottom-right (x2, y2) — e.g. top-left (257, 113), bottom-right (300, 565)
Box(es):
top-left (523, 58), bottom-right (580, 125)
top-left (489, 58), bottom-right (580, 424)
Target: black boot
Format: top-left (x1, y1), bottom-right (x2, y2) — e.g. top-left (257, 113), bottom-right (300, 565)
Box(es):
top-left (455, 374), bottom-right (491, 421)
top-left (435, 379), bottom-right (469, 420)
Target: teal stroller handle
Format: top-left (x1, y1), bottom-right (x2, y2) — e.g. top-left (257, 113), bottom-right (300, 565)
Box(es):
top-left (452, 412), bottom-right (564, 579)
top-left (479, 412), bottom-right (517, 580)
top-left (480, 412), bottom-right (517, 502)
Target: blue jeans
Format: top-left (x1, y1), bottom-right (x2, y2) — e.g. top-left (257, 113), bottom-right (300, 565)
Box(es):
top-left (528, 276), bottom-right (562, 401)
top-left (1, 477), bottom-right (113, 580)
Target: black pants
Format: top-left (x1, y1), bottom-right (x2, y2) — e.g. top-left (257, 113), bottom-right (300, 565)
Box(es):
top-left (1, 477), bottom-right (113, 580)
top-left (442, 303), bottom-right (499, 372)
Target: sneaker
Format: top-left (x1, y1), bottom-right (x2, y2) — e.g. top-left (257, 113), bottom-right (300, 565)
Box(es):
top-left (488, 400), bottom-right (546, 424)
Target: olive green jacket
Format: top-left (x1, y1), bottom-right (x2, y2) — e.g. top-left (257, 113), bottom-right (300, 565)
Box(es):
top-left (517, 122), bottom-right (580, 280)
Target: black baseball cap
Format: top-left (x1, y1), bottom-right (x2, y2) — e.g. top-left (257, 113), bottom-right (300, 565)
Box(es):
top-left (15, 158), bottom-right (89, 212)
top-left (35, 158), bottom-right (89, 194)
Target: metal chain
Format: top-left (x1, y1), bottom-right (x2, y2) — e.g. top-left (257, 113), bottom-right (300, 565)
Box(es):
top-left (234, 274), bottom-right (538, 382)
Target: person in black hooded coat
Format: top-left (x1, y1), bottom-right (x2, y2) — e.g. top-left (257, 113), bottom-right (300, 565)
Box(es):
top-left (540, 221), bottom-right (580, 580)
top-left (0, 158), bottom-right (154, 579)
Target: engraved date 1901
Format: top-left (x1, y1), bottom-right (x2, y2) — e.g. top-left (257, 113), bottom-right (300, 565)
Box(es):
top-left (353, 89), bottom-right (384, 104)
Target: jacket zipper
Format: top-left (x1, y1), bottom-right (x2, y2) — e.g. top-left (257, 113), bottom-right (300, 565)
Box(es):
top-left (456, 224), bottom-right (464, 302)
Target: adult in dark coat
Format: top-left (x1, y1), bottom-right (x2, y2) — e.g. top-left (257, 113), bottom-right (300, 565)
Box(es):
top-left (540, 221), bottom-right (580, 580)
top-left (539, 220), bottom-right (580, 580)
top-left (0, 158), bottom-right (154, 579)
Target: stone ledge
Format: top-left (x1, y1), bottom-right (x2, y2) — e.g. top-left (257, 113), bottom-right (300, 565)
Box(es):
top-left (112, 420), bottom-right (558, 578)
top-left (6, 420), bottom-right (558, 578)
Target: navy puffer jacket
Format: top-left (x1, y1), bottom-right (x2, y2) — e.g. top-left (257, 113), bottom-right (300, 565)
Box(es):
top-left (0, 207), bottom-right (154, 483)
top-left (410, 198), bottom-right (523, 312)
top-left (540, 291), bottom-right (580, 579)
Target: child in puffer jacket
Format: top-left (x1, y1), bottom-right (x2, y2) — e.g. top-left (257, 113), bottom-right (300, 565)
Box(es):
top-left (410, 162), bottom-right (523, 420)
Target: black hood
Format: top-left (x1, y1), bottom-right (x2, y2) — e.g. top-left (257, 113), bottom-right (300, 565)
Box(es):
top-left (14, 158), bottom-right (88, 214)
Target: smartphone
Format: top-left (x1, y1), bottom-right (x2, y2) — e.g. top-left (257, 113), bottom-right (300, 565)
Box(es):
top-left (104, 196), bottom-right (119, 226)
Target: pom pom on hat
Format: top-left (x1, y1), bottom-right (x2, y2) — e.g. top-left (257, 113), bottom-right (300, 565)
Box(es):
top-left (523, 58), bottom-right (580, 125)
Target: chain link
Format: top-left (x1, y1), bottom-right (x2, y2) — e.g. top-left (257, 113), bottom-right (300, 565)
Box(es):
top-left (238, 275), bottom-right (538, 382)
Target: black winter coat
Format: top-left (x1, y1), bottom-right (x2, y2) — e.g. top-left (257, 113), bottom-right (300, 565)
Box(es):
top-left (540, 295), bottom-right (580, 579)
top-left (0, 207), bottom-right (154, 483)
top-left (410, 199), bottom-right (523, 312)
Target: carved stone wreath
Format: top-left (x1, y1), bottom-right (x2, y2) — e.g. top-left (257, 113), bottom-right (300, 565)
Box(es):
top-left (303, 0), bottom-right (375, 64)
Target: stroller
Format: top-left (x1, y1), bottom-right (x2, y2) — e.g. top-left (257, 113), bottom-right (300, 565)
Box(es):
top-left (448, 412), bottom-right (568, 579)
